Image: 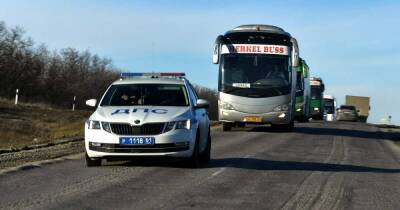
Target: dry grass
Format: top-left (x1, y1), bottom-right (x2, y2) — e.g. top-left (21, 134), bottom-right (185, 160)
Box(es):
top-left (0, 99), bottom-right (91, 149)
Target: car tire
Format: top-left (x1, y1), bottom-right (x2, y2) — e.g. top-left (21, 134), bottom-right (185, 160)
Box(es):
top-left (199, 129), bottom-right (211, 164)
top-left (187, 130), bottom-right (201, 168)
top-left (85, 153), bottom-right (101, 167)
top-left (222, 122), bottom-right (232, 131)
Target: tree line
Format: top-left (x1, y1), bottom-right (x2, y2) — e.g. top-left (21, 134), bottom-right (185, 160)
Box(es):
top-left (0, 21), bottom-right (219, 119)
top-left (0, 21), bottom-right (119, 108)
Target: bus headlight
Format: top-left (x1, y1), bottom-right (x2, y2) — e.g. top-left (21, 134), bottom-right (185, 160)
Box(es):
top-left (219, 101), bottom-right (235, 110)
top-left (273, 104), bottom-right (289, 112)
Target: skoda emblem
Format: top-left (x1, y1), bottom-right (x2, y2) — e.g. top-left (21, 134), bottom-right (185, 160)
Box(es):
top-left (134, 120), bottom-right (140, 124)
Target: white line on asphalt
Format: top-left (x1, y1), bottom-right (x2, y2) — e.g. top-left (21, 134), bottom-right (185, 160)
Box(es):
top-left (209, 155), bottom-right (252, 178)
top-left (210, 163), bottom-right (233, 178)
top-left (211, 168), bottom-right (226, 177)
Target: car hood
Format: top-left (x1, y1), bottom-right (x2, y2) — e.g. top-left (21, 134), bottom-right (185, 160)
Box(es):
top-left (91, 106), bottom-right (192, 125)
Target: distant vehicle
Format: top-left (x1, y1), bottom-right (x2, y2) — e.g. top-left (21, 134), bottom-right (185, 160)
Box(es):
top-left (309, 77), bottom-right (325, 120)
top-left (294, 58), bottom-right (311, 122)
top-left (84, 73), bottom-right (211, 167)
top-left (213, 24), bottom-right (300, 131)
top-left (323, 95), bottom-right (336, 121)
top-left (345, 95), bottom-right (370, 122)
top-left (336, 105), bottom-right (358, 121)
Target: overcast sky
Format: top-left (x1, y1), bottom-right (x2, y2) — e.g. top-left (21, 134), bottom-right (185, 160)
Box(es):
top-left (1, 0), bottom-right (399, 124)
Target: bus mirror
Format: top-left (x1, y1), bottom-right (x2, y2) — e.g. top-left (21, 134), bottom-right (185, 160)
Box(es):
top-left (213, 35), bottom-right (224, 64)
top-left (291, 38), bottom-right (299, 67)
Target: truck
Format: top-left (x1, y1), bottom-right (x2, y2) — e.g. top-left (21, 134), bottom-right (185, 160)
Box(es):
top-left (345, 95), bottom-right (370, 122)
top-left (294, 58), bottom-right (311, 122)
top-left (323, 94), bottom-right (336, 121)
top-left (212, 24), bottom-right (300, 131)
top-left (309, 77), bottom-right (325, 120)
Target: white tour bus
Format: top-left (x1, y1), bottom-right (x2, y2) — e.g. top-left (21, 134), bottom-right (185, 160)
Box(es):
top-left (323, 94), bottom-right (336, 121)
top-left (213, 25), bottom-right (300, 131)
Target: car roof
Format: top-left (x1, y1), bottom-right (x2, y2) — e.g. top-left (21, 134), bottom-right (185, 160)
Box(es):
top-left (112, 77), bottom-right (186, 85)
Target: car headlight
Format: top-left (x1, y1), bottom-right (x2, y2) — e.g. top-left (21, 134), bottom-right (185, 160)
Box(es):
top-left (176, 119), bottom-right (191, 130)
top-left (88, 120), bottom-right (101, 129)
top-left (164, 121), bottom-right (176, 132)
top-left (273, 104), bottom-right (289, 112)
top-left (164, 119), bottom-right (191, 132)
top-left (219, 101), bottom-right (235, 110)
top-left (101, 122), bottom-right (112, 133)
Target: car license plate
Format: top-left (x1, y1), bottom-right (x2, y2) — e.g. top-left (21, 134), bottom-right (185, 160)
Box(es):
top-left (120, 137), bottom-right (155, 145)
top-left (243, 116), bottom-right (262, 123)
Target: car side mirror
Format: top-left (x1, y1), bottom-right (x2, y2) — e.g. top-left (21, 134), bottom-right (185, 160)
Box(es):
top-left (195, 99), bottom-right (209, 109)
top-left (86, 99), bottom-right (97, 107)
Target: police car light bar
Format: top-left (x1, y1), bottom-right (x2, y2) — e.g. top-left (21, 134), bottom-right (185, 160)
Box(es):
top-left (120, 72), bottom-right (186, 79)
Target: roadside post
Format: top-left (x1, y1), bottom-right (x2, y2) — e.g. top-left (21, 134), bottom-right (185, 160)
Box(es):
top-left (15, 89), bottom-right (19, 105)
top-left (72, 96), bottom-right (76, 111)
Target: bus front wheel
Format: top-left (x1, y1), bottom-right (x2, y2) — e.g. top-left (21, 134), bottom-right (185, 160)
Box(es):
top-left (222, 122), bottom-right (232, 131)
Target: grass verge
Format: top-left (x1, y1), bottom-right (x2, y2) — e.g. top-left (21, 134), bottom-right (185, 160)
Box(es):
top-left (0, 98), bottom-right (90, 150)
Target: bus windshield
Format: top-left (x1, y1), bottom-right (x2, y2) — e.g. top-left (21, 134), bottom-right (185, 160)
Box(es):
top-left (311, 86), bottom-right (323, 99)
top-left (219, 54), bottom-right (290, 98)
top-left (324, 99), bottom-right (335, 114)
top-left (296, 71), bottom-right (303, 91)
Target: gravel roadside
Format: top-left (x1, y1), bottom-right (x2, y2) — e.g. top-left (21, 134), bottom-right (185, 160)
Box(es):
top-left (0, 141), bottom-right (84, 170)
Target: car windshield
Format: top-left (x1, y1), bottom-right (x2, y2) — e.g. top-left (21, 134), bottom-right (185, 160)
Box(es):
top-left (100, 84), bottom-right (189, 106)
top-left (219, 54), bottom-right (290, 98)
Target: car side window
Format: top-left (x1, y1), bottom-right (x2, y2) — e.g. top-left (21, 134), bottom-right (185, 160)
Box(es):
top-left (186, 83), bottom-right (197, 106)
top-left (188, 83), bottom-right (199, 100)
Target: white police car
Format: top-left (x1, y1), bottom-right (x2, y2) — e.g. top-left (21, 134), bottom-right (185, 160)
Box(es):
top-left (85, 73), bottom-right (211, 167)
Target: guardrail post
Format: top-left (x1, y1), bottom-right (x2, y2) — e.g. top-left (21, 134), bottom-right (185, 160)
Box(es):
top-left (72, 96), bottom-right (76, 111)
top-left (15, 89), bottom-right (19, 105)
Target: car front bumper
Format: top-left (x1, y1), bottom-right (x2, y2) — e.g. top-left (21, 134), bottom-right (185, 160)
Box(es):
top-left (85, 128), bottom-right (195, 158)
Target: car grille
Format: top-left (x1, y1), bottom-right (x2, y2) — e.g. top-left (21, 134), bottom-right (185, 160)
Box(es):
top-left (110, 123), bottom-right (165, 135)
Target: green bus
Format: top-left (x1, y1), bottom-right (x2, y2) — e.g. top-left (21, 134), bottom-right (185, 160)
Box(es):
top-left (309, 77), bottom-right (325, 120)
top-left (294, 58), bottom-right (311, 122)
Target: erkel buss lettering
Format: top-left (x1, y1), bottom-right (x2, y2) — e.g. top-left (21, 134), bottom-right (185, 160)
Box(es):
top-left (111, 108), bottom-right (168, 115)
top-left (310, 81), bottom-right (321, 86)
top-left (222, 44), bottom-right (289, 55)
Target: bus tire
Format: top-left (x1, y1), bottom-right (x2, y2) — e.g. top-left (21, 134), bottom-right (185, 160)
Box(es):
top-left (222, 122), bottom-right (232, 131)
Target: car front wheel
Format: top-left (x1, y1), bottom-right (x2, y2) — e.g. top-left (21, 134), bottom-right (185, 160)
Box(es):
top-left (187, 130), bottom-right (201, 168)
top-left (199, 129), bottom-right (211, 163)
top-left (85, 153), bottom-right (102, 167)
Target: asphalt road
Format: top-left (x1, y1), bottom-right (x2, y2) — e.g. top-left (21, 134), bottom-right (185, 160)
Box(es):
top-left (1, 122), bottom-right (400, 210)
